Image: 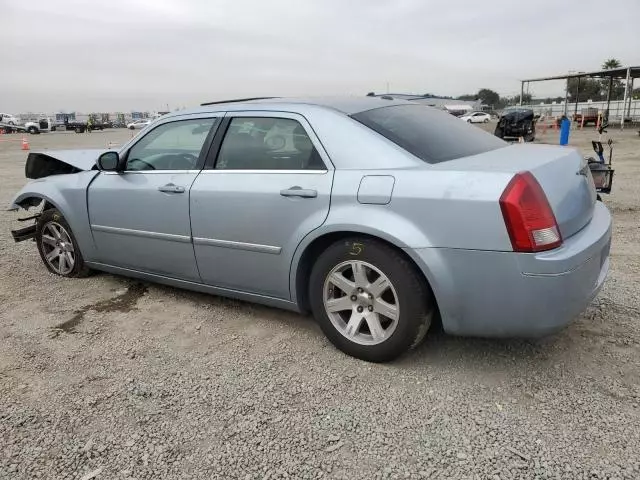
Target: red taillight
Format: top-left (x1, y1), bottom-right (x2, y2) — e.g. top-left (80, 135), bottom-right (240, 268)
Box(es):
top-left (499, 172), bottom-right (562, 252)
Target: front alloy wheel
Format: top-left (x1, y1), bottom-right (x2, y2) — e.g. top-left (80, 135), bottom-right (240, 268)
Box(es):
top-left (35, 209), bottom-right (90, 278)
top-left (40, 221), bottom-right (76, 275)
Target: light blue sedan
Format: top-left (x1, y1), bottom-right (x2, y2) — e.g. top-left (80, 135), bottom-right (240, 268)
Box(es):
top-left (9, 97), bottom-right (611, 362)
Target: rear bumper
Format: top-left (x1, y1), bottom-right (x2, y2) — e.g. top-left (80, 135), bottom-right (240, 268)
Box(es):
top-left (409, 202), bottom-right (612, 337)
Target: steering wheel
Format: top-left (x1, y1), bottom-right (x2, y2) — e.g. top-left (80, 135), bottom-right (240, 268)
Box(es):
top-left (128, 158), bottom-right (156, 170)
top-left (168, 153), bottom-right (198, 170)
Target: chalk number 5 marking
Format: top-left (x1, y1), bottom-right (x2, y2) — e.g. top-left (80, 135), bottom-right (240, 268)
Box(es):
top-left (349, 242), bottom-right (363, 256)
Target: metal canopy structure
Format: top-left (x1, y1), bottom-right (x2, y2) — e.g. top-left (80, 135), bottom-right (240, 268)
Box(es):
top-left (519, 66), bottom-right (639, 129)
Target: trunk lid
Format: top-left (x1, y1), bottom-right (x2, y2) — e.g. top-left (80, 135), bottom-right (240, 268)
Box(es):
top-left (434, 144), bottom-right (596, 239)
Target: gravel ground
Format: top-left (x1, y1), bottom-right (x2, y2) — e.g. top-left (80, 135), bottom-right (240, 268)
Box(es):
top-left (1, 127), bottom-right (639, 479)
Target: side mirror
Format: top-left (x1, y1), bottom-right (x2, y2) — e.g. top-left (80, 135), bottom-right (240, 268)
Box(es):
top-left (97, 151), bottom-right (120, 171)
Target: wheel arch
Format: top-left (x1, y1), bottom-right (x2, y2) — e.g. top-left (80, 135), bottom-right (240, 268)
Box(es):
top-left (12, 192), bottom-right (64, 214)
top-left (291, 229), bottom-right (442, 324)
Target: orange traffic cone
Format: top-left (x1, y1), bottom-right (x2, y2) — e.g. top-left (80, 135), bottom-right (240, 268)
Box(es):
top-left (22, 137), bottom-right (29, 150)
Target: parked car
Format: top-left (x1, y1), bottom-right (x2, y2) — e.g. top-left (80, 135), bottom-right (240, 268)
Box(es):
top-left (9, 97), bottom-right (611, 362)
top-left (460, 111), bottom-right (491, 123)
top-left (127, 119), bottom-right (151, 130)
top-left (0, 112), bottom-right (19, 125)
top-left (495, 108), bottom-right (538, 142)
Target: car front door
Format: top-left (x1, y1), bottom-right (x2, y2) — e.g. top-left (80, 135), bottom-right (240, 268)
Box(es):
top-left (190, 112), bottom-right (333, 299)
top-left (88, 115), bottom-right (219, 281)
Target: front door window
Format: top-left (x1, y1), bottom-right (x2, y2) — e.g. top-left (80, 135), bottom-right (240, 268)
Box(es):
top-left (126, 118), bottom-right (216, 171)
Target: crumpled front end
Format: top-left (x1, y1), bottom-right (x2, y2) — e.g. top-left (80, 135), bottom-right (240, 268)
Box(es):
top-left (22, 149), bottom-right (107, 179)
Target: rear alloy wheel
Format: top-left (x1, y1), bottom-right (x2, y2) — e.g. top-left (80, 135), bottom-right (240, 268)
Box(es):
top-left (309, 238), bottom-right (434, 362)
top-left (27, 126), bottom-right (38, 134)
top-left (36, 209), bottom-right (90, 278)
top-left (324, 260), bottom-right (400, 345)
top-left (484, 118), bottom-right (489, 123)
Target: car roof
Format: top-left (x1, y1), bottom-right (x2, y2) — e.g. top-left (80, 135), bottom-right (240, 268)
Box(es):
top-left (165, 96), bottom-right (412, 118)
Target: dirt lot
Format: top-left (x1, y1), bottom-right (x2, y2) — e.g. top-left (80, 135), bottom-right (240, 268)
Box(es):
top-left (1, 126), bottom-right (639, 480)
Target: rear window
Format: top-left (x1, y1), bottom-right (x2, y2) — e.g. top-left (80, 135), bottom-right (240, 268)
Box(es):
top-left (352, 104), bottom-right (506, 164)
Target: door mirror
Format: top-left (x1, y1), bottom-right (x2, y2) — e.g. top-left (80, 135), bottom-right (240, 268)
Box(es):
top-left (98, 151), bottom-right (120, 171)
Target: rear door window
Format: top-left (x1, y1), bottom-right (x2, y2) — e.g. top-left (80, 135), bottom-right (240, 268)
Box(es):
top-left (352, 104), bottom-right (506, 164)
top-left (215, 117), bottom-right (326, 170)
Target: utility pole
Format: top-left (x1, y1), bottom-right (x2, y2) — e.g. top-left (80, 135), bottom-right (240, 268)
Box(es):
top-left (621, 67), bottom-right (631, 130)
top-left (520, 81), bottom-right (524, 105)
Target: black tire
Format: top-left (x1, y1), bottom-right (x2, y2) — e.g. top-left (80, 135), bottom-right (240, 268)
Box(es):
top-left (35, 209), bottom-right (90, 278)
top-left (27, 126), bottom-right (38, 134)
top-left (309, 237), bottom-right (434, 362)
top-left (467, 119), bottom-right (472, 123)
top-left (129, 126), bottom-right (135, 130)
top-left (483, 118), bottom-right (489, 123)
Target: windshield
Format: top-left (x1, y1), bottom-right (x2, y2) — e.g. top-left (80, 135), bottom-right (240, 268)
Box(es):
top-left (352, 104), bottom-right (506, 164)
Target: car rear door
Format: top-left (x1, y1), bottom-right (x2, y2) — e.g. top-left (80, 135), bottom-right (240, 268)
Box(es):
top-left (87, 115), bottom-right (220, 281)
top-left (190, 112), bottom-right (334, 299)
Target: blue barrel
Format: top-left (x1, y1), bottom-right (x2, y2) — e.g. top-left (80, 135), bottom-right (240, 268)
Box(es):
top-left (559, 117), bottom-right (570, 145)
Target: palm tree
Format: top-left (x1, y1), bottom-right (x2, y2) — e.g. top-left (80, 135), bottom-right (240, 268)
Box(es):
top-left (600, 58), bottom-right (625, 104)
top-left (602, 58), bottom-right (622, 70)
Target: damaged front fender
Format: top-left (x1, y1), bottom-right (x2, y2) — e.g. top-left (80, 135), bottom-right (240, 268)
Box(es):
top-left (8, 170), bottom-right (101, 259)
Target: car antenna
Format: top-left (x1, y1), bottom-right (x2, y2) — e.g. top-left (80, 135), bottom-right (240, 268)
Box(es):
top-left (200, 97), bottom-right (278, 106)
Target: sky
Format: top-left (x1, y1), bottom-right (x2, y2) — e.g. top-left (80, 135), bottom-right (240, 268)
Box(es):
top-left (1, 0), bottom-right (639, 113)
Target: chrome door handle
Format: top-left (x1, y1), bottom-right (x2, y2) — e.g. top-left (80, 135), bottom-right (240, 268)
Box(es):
top-left (280, 186), bottom-right (317, 198)
top-left (158, 183), bottom-right (185, 193)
